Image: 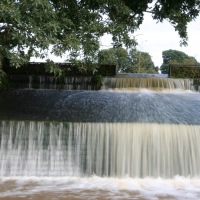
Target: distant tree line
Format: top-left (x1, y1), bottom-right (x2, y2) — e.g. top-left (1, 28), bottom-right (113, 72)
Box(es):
top-left (98, 48), bottom-right (199, 74)
top-left (98, 47), bottom-right (158, 74)
top-left (160, 49), bottom-right (199, 74)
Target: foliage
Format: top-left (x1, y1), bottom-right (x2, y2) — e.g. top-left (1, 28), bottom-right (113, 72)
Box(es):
top-left (169, 65), bottom-right (200, 78)
top-left (91, 75), bottom-right (103, 89)
top-left (98, 49), bottom-right (117, 66)
top-left (0, 70), bottom-right (9, 91)
top-left (128, 49), bottom-right (157, 73)
top-left (98, 48), bottom-right (130, 72)
top-left (0, 0), bottom-right (199, 71)
top-left (160, 49), bottom-right (199, 74)
top-left (98, 48), bottom-right (157, 73)
top-left (45, 59), bottom-right (65, 77)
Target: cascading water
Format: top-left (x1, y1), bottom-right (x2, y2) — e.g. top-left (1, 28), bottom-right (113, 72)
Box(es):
top-left (9, 75), bottom-right (98, 90)
top-left (101, 76), bottom-right (194, 91)
top-left (1, 76), bottom-right (200, 199)
top-left (1, 121), bottom-right (200, 178)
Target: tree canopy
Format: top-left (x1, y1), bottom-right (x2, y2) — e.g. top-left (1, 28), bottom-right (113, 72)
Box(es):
top-left (128, 49), bottom-right (157, 73)
top-left (98, 48), bottom-right (157, 73)
top-left (160, 49), bottom-right (199, 74)
top-left (0, 0), bottom-right (199, 70)
top-left (98, 48), bottom-right (130, 72)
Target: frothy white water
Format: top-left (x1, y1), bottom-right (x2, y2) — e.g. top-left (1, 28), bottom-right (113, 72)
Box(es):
top-left (1, 121), bottom-right (200, 178)
top-left (0, 176), bottom-right (200, 200)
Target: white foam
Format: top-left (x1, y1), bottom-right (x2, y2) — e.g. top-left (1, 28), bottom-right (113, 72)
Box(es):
top-left (1, 176), bottom-right (200, 199)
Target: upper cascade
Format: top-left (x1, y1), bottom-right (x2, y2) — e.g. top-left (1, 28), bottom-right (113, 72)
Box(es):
top-left (101, 77), bottom-right (194, 91)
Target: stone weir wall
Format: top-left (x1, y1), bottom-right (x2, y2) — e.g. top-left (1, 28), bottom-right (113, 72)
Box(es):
top-left (3, 62), bottom-right (117, 90)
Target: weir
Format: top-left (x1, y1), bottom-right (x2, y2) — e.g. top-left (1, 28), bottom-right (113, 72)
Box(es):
top-left (8, 74), bottom-right (195, 91)
top-left (0, 76), bottom-right (200, 180)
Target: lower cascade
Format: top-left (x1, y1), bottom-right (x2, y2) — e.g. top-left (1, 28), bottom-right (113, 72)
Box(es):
top-left (1, 121), bottom-right (200, 178)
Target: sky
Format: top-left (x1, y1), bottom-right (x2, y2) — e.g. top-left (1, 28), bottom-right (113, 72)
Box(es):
top-left (100, 13), bottom-right (200, 67)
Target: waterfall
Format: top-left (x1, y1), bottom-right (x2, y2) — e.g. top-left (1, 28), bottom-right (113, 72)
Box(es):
top-left (1, 121), bottom-right (200, 178)
top-left (101, 77), bottom-right (193, 91)
top-left (1, 75), bottom-right (200, 198)
top-left (8, 75), bottom-right (98, 90)
top-left (9, 74), bottom-right (196, 91)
